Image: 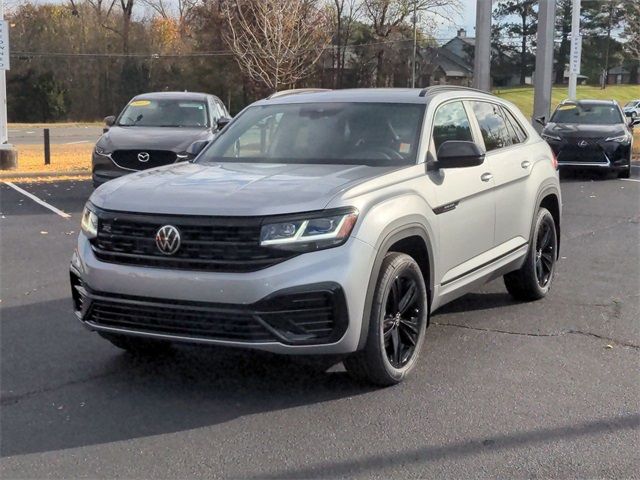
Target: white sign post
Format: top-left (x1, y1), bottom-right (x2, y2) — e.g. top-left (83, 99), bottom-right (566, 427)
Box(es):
top-left (568, 0), bottom-right (581, 100)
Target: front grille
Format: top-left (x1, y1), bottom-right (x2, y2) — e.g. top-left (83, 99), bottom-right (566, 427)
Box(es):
top-left (111, 150), bottom-right (176, 170)
top-left (77, 284), bottom-right (347, 345)
top-left (92, 210), bottom-right (295, 272)
top-left (557, 144), bottom-right (608, 164)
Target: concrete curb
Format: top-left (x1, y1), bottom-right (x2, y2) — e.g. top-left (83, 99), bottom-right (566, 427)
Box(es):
top-left (0, 170), bottom-right (90, 180)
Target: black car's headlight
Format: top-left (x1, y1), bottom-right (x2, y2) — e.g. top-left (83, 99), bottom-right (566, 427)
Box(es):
top-left (81, 203), bottom-right (98, 239)
top-left (541, 132), bottom-right (562, 142)
top-left (604, 134), bottom-right (631, 143)
top-left (94, 145), bottom-right (112, 156)
top-left (260, 208), bottom-right (358, 252)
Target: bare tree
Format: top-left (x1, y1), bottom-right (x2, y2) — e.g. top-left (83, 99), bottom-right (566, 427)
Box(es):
top-left (363, 0), bottom-right (460, 87)
top-left (223, 0), bottom-right (331, 91)
top-left (331, 0), bottom-right (362, 88)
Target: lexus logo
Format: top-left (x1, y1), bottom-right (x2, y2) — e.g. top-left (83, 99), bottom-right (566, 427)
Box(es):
top-left (578, 140), bottom-right (589, 148)
top-left (155, 225), bottom-right (181, 255)
top-left (138, 152), bottom-right (150, 162)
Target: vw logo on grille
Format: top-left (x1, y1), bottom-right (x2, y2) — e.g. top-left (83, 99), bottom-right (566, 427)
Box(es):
top-left (155, 225), bottom-right (181, 255)
top-left (138, 151), bottom-right (150, 162)
top-left (578, 140), bottom-right (589, 148)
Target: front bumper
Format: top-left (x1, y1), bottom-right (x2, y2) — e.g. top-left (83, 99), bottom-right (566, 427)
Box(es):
top-left (547, 140), bottom-right (631, 170)
top-left (92, 153), bottom-right (130, 186)
top-left (70, 233), bottom-right (376, 354)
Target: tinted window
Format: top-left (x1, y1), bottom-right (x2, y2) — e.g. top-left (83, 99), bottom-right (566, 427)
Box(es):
top-left (471, 101), bottom-right (512, 151)
top-left (118, 99), bottom-right (209, 127)
top-left (550, 103), bottom-right (623, 124)
top-left (500, 106), bottom-right (526, 144)
top-left (198, 102), bottom-right (426, 166)
top-left (432, 101), bottom-right (473, 152)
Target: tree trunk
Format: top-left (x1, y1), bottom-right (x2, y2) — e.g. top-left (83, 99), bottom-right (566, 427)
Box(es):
top-left (376, 49), bottom-right (385, 87)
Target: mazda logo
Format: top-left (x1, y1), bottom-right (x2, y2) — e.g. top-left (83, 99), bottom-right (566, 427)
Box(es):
top-left (155, 225), bottom-right (181, 255)
top-left (578, 140), bottom-right (589, 148)
top-left (138, 152), bottom-right (150, 162)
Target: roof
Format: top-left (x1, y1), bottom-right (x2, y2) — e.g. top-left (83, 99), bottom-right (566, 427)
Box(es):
top-left (132, 91), bottom-right (212, 101)
top-left (445, 36), bottom-right (476, 47)
top-left (255, 87), bottom-right (497, 106)
top-left (608, 66), bottom-right (630, 75)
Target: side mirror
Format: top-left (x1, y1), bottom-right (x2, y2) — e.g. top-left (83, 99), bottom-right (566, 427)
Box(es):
top-left (216, 116), bottom-right (232, 131)
top-left (103, 116), bottom-right (115, 133)
top-left (436, 141), bottom-right (485, 169)
top-left (186, 140), bottom-right (209, 157)
top-left (534, 116), bottom-right (546, 127)
top-left (629, 118), bottom-right (640, 127)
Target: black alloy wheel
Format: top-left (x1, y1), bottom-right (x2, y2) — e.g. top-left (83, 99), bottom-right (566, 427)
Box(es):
top-left (344, 252), bottom-right (428, 386)
top-left (534, 216), bottom-right (556, 288)
top-left (382, 273), bottom-right (422, 368)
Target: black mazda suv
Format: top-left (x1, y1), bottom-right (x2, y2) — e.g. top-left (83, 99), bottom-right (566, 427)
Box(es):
top-left (540, 99), bottom-right (638, 178)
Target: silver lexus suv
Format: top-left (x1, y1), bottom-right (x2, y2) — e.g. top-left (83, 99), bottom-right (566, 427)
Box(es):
top-left (71, 87), bottom-right (561, 386)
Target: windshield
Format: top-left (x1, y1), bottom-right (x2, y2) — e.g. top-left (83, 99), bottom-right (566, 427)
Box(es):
top-left (624, 101), bottom-right (639, 108)
top-left (550, 103), bottom-right (623, 125)
top-left (118, 99), bottom-right (209, 127)
top-left (197, 102), bottom-right (425, 166)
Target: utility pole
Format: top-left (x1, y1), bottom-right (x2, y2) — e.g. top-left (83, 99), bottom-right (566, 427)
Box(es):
top-left (0, 0), bottom-right (16, 170)
top-left (411, 0), bottom-right (417, 88)
top-left (568, 0), bottom-right (581, 99)
top-left (533, 0), bottom-right (556, 132)
top-left (473, 0), bottom-right (491, 91)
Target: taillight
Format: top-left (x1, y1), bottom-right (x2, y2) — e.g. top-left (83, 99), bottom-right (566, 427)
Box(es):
top-left (551, 151), bottom-right (558, 170)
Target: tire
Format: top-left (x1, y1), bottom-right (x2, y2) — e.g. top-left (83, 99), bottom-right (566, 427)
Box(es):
top-left (98, 332), bottom-right (172, 355)
top-left (344, 252), bottom-right (428, 386)
top-left (504, 207), bottom-right (557, 301)
top-left (617, 157), bottom-right (631, 179)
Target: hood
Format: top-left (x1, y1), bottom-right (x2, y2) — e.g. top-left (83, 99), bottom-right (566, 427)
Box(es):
top-left (544, 122), bottom-right (625, 139)
top-left (92, 162), bottom-right (395, 216)
top-left (98, 126), bottom-right (212, 152)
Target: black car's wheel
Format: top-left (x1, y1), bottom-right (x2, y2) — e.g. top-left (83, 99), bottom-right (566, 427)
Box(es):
top-left (504, 207), bottom-right (557, 301)
top-left (99, 332), bottom-right (172, 355)
top-left (618, 156), bottom-right (631, 179)
top-left (344, 252), bottom-right (428, 386)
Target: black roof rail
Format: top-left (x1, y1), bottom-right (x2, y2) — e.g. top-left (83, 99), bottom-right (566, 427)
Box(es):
top-left (418, 85), bottom-right (490, 97)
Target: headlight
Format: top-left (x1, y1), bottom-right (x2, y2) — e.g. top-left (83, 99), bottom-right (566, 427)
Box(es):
top-left (260, 208), bottom-right (358, 252)
top-left (604, 134), bottom-right (631, 143)
top-left (541, 132), bottom-right (562, 142)
top-left (94, 145), bottom-right (112, 156)
top-left (81, 204), bottom-right (98, 239)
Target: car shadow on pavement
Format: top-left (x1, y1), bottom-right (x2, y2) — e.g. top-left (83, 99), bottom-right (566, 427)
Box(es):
top-left (435, 292), bottom-right (519, 315)
top-left (0, 298), bottom-right (373, 457)
top-left (253, 414), bottom-right (640, 479)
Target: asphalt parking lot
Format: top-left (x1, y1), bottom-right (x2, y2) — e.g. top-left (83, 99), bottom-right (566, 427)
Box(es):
top-left (1, 169), bottom-right (639, 478)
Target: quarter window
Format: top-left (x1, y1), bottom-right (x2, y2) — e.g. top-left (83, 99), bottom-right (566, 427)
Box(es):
top-left (501, 106), bottom-right (527, 143)
top-left (471, 101), bottom-right (513, 151)
top-left (432, 101), bottom-right (474, 153)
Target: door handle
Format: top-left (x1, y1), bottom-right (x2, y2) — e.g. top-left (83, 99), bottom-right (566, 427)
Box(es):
top-left (481, 172), bottom-right (493, 182)
top-left (521, 160), bottom-right (531, 169)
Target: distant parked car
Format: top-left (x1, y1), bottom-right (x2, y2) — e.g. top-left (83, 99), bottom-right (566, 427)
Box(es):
top-left (623, 99), bottom-right (640, 118)
top-left (92, 91), bottom-right (231, 187)
top-left (540, 99), bottom-right (638, 179)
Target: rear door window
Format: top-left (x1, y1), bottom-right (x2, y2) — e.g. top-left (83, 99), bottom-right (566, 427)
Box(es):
top-left (471, 101), bottom-right (513, 151)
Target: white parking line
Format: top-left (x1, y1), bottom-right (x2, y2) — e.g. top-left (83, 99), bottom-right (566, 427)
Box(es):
top-left (65, 140), bottom-right (90, 145)
top-left (2, 181), bottom-right (72, 218)
top-left (620, 178), bottom-right (640, 183)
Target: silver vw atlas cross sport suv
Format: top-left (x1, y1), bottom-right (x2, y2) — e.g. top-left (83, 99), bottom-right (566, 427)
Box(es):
top-left (71, 87), bottom-right (561, 386)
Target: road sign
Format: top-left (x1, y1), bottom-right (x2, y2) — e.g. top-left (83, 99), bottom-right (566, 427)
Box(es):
top-left (0, 20), bottom-right (9, 71)
top-left (569, 34), bottom-right (581, 75)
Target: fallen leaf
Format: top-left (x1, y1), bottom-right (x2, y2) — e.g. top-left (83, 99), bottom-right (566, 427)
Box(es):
top-left (605, 344), bottom-right (613, 349)
top-left (40, 231), bottom-right (48, 235)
